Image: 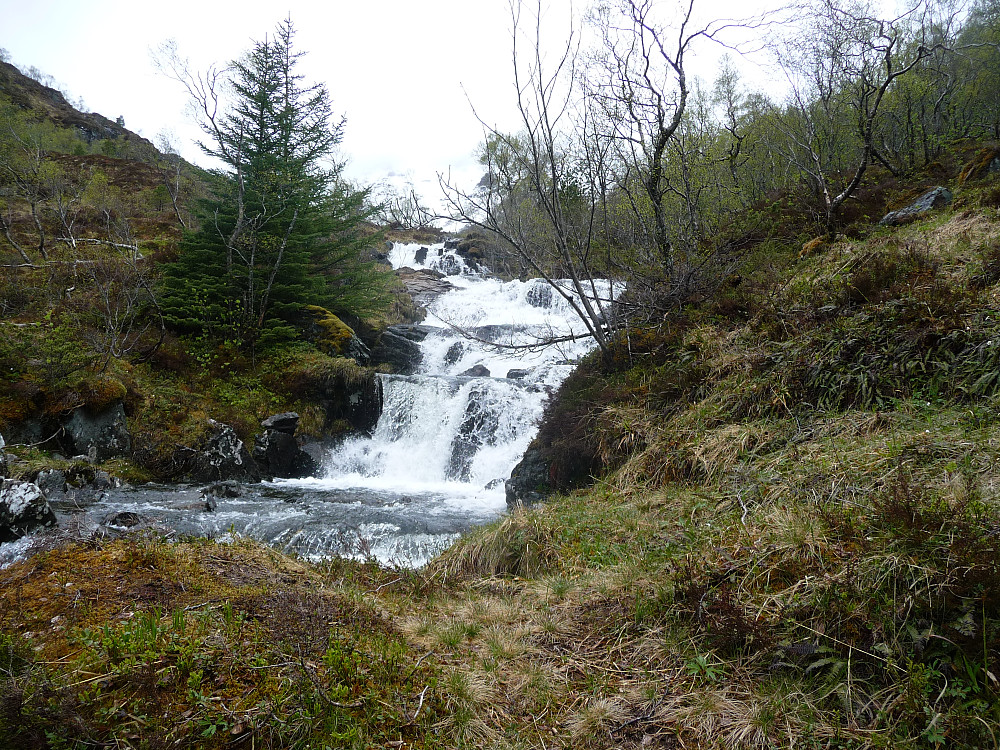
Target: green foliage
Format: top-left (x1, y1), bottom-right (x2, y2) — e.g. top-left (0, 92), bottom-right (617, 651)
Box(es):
top-left (160, 19), bottom-right (391, 355)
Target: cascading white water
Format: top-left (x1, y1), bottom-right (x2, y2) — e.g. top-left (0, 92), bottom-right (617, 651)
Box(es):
top-left (299, 242), bottom-right (612, 501)
top-left (1, 241), bottom-right (614, 571)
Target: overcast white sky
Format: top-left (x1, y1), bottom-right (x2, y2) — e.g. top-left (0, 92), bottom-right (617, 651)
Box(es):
top-left (0, 0), bottom-right (781, 209)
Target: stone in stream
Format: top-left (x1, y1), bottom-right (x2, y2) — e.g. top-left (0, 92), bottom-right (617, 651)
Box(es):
top-left (173, 420), bottom-right (261, 483)
top-left (460, 364), bottom-right (491, 377)
top-left (0, 479), bottom-right (57, 543)
top-left (61, 402), bottom-right (131, 462)
top-left (253, 413), bottom-right (319, 479)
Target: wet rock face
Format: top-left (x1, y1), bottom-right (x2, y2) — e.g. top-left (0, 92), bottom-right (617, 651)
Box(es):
top-left (371, 327), bottom-right (428, 375)
top-left (460, 364), bottom-right (491, 377)
top-left (62, 402), bottom-right (131, 462)
top-left (0, 480), bottom-right (57, 543)
top-left (253, 412), bottom-right (319, 479)
top-left (505, 443), bottom-right (552, 509)
top-left (879, 186), bottom-right (953, 226)
top-left (174, 420), bottom-right (261, 483)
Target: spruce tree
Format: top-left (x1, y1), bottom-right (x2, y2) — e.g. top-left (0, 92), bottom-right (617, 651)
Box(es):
top-left (161, 18), bottom-right (388, 354)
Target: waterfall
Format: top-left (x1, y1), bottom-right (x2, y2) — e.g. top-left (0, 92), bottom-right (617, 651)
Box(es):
top-left (1, 241), bottom-right (612, 570)
top-left (310, 241), bottom-right (610, 499)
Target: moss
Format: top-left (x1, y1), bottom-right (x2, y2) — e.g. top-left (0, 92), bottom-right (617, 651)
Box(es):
top-left (305, 305), bottom-right (358, 357)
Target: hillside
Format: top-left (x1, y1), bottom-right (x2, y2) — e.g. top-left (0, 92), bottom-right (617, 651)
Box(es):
top-left (2, 150), bottom-right (1000, 747)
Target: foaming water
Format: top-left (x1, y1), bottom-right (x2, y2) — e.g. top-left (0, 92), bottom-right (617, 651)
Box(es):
top-left (1, 241), bottom-right (611, 568)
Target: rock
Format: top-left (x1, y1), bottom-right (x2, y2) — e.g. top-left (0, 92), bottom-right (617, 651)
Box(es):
top-left (61, 402), bottom-right (131, 462)
top-left (959, 146), bottom-right (1000, 184)
top-left (253, 414), bottom-right (319, 479)
top-left (879, 186), bottom-right (953, 226)
top-left (395, 267), bottom-right (453, 308)
top-left (414, 246), bottom-right (429, 264)
top-left (0, 432), bottom-right (7, 478)
top-left (203, 480), bottom-right (243, 498)
top-left (305, 306), bottom-right (371, 365)
top-left (460, 364), bottom-right (491, 377)
top-left (444, 238), bottom-right (461, 249)
top-left (372, 328), bottom-right (425, 374)
top-left (35, 469), bottom-right (67, 498)
top-left (92, 470), bottom-right (115, 490)
top-left (104, 511), bottom-right (144, 529)
top-left (445, 342), bottom-right (465, 365)
top-left (174, 420), bottom-right (260, 483)
top-left (506, 368), bottom-right (530, 380)
top-left (526, 282), bottom-right (553, 308)
top-left (505, 444), bottom-right (552, 509)
top-left (0, 480), bottom-right (57, 542)
top-left (261, 412), bottom-right (300, 434)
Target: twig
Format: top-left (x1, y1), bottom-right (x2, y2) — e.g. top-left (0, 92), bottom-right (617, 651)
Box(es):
top-left (411, 685), bottom-right (429, 722)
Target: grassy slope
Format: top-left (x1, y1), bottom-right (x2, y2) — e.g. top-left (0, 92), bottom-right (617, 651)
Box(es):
top-left (5, 173), bottom-right (1000, 746)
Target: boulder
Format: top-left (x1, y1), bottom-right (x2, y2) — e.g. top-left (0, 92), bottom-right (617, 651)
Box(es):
top-left (443, 238), bottom-right (461, 250)
top-left (62, 402), bottom-right (131, 462)
top-left (35, 469), bottom-right (67, 498)
top-left (526, 282), bottom-right (553, 308)
top-left (395, 267), bottom-right (453, 308)
top-left (879, 186), bottom-right (953, 226)
top-left (372, 328), bottom-right (424, 374)
top-left (505, 444), bottom-right (553, 509)
top-left (261, 412), bottom-right (300, 434)
top-left (445, 342), bottom-right (465, 365)
top-left (203, 480), bottom-right (244, 498)
top-left (305, 306), bottom-right (371, 365)
top-left (253, 413), bottom-right (319, 479)
top-left (0, 480), bottom-right (57, 543)
top-left (460, 364), bottom-right (491, 377)
top-left (414, 246), bottom-right (429, 264)
top-left (506, 368), bottom-right (530, 380)
top-left (174, 420), bottom-right (260, 483)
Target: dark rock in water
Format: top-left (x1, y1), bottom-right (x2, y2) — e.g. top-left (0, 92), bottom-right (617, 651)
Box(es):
top-left (506, 368), bottom-right (529, 380)
top-left (446, 385), bottom-right (500, 481)
top-left (445, 342), bottom-right (465, 365)
top-left (439, 255), bottom-right (463, 276)
top-left (505, 443), bottom-right (552, 509)
top-left (414, 246), bottom-right (429, 264)
top-left (261, 412), bottom-right (300, 435)
top-left (62, 402), bottom-right (131, 462)
top-left (203, 480), bottom-right (244, 498)
top-left (460, 364), bottom-right (491, 377)
top-left (0, 480), bottom-right (57, 542)
top-left (525, 282), bottom-right (553, 308)
top-left (390, 324), bottom-right (435, 342)
top-left (104, 511), bottom-right (144, 528)
top-left (204, 495), bottom-right (218, 512)
top-left (372, 328), bottom-right (424, 374)
top-left (174, 420), bottom-right (260, 483)
top-left (879, 186), bottom-right (953, 226)
top-left (93, 470), bottom-right (116, 490)
top-left (444, 238), bottom-right (460, 249)
top-left (254, 430), bottom-right (307, 478)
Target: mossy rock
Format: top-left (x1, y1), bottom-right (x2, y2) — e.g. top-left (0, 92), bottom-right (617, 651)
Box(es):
top-left (304, 305), bottom-right (358, 357)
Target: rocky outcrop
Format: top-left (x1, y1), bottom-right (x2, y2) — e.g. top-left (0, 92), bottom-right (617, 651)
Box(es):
top-left (396, 267), bottom-right (453, 308)
top-left (173, 420), bottom-right (261, 483)
top-left (0, 480), bottom-right (57, 542)
top-left (505, 443), bottom-right (553, 509)
top-left (252, 412), bottom-right (318, 479)
top-left (506, 368), bottom-right (530, 380)
top-left (460, 364), bottom-right (491, 377)
top-left (371, 325), bottom-right (435, 375)
top-left (61, 402), bottom-right (131, 462)
top-left (879, 186), bottom-right (953, 226)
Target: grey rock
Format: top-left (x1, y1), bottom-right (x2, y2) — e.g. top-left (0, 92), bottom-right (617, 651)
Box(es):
top-left (879, 186), bottom-right (953, 226)
top-left (203, 480), bottom-right (244, 498)
top-left (174, 420), bottom-right (261, 483)
top-left (35, 469), bottom-right (67, 498)
top-left (62, 402), bottom-right (131, 462)
top-left (505, 444), bottom-right (552, 509)
top-left (0, 432), bottom-right (6, 478)
top-left (104, 511), bottom-right (144, 529)
top-left (506, 368), bottom-right (530, 380)
top-left (414, 246), bottom-right (429, 264)
top-left (261, 412), bottom-right (300, 435)
top-left (460, 364), bottom-right (491, 377)
top-left (525, 282), bottom-right (553, 308)
top-left (372, 329), bottom-right (424, 374)
top-left (445, 342), bottom-right (465, 365)
top-left (0, 480), bottom-right (57, 542)
top-left (444, 238), bottom-right (461, 249)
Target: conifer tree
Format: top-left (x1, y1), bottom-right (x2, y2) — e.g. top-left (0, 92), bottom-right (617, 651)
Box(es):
top-left (161, 18), bottom-right (388, 353)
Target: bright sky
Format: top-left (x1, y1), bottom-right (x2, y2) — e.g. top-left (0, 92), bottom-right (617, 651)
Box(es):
top-left (0, 0), bottom-right (780, 210)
